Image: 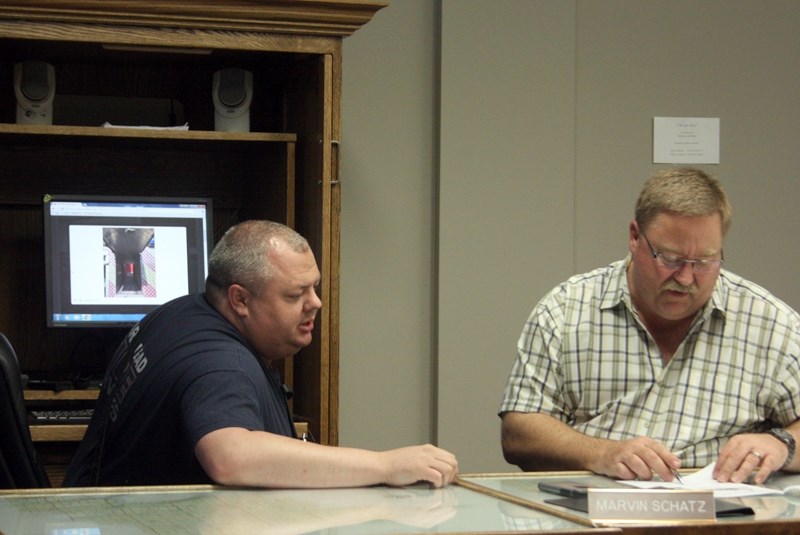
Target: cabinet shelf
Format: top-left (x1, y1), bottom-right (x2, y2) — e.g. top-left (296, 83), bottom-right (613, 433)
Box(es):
top-left (0, 123), bottom-right (297, 143)
top-left (24, 389), bottom-right (100, 402)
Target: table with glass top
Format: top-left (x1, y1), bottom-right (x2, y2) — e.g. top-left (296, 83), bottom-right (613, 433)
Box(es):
top-left (0, 480), bottom-right (611, 535)
top-left (4, 471), bottom-right (800, 534)
top-left (459, 471), bottom-right (800, 535)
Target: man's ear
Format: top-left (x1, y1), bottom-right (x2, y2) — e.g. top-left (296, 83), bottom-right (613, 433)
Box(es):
top-left (629, 220), bottom-right (640, 255)
top-left (227, 284), bottom-right (250, 316)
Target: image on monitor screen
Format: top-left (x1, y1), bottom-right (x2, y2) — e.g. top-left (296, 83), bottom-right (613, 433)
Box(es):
top-left (44, 194), bottom-right (213, 327)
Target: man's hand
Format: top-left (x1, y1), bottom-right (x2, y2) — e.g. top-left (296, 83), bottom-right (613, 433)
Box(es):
top-left (588, 436), bottom-right (682, 482)
top-left (714, 433), bottom-right (789, 484)
top-left (379, 444), bottom-right (459, 488)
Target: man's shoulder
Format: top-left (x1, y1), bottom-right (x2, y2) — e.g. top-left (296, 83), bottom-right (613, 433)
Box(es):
top-left (550, 259), bottom-right (626, 300)
top-left (563, 260), bottom-right (625, 286)
top-left (144, 293), bottom-right (223, 327)
top-left (717, 270), bottom-right (800, 319)
top-left (139, 293), bottom-right (249, 361)
top-left (537, 259), bottom-right (627, 311)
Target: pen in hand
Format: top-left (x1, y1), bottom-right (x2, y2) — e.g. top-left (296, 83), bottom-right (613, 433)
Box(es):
top-left (671, 468), bottom-right (686, 485)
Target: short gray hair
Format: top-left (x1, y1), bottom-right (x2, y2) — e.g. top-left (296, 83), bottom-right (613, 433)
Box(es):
top-left (635, 167), bottom-right (732, 236)
top-left (206, 220), bottom-right (310, 299)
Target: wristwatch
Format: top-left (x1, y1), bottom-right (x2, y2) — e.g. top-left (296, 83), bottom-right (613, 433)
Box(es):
top-left (767, 428), bottom-right (796, 469)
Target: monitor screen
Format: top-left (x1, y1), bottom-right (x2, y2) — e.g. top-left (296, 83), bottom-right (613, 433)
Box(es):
top-left (43, 194), bottom-right (213, 327)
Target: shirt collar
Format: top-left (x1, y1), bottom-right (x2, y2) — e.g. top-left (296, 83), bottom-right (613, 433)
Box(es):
top-left (598, 256), bottom-right (631, 311)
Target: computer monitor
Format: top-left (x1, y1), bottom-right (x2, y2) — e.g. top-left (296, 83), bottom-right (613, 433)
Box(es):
top-left (43, 194), bottom-right (213, 327)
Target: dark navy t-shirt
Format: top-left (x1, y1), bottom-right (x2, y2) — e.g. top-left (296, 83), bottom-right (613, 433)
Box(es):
top-left (64, 293), bottom-right (296, 487)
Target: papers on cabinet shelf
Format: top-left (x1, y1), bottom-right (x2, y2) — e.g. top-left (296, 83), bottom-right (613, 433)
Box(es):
top-left (102, 122), bottom-right (189, 130)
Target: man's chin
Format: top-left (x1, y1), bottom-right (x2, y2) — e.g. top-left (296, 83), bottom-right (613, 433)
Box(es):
top-left (294, 333), bottom-right (314, 350)
top-left (658, 305), bottom-right (697, 322)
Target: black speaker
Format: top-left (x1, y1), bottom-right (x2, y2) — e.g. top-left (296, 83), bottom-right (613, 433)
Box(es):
top-left (212, 68), bottom-right (253, 132)
top-left (14, 60), bottom-right (55, 125)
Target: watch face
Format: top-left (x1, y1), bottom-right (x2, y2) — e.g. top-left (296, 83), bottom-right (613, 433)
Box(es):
top-left (769, 428), bottom-right (796, 468)
top-left (772, 428), bottom-right (794, 444)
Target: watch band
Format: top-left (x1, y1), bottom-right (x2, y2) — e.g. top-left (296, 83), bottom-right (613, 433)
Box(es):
top-left (767, 428), bottom-right (796, 469)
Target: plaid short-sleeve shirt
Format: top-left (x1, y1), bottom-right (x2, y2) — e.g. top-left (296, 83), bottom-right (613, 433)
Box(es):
top-left (499, 258), bottom-right (800, 467)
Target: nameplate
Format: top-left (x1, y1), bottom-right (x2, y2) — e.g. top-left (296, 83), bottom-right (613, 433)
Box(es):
top-left (587, 489), bottom-right (715, 523)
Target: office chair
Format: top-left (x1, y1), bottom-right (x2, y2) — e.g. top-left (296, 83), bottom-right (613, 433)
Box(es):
top-left (0, 332), bottom-right (50, 488)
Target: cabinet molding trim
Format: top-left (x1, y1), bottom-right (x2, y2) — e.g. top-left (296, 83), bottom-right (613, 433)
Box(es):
top-left (0, 0), bottom-right (388, 37)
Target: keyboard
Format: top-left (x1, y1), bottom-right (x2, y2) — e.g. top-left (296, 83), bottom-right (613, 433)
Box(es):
top-left (29, 408), bottom-right (95, 424)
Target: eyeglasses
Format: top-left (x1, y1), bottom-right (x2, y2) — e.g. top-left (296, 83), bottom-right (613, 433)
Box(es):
top-left (641, 233), bottom-right (724, 273)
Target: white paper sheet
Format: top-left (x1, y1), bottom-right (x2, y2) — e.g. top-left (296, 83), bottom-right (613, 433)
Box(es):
top-left (653, 116), bottom-right (720, 164)
top-left (618, 463), bottom-right (782, 498)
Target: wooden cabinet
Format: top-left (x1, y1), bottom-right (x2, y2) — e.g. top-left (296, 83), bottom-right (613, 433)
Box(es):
top-left (0, 1), bottom-right (386, 460)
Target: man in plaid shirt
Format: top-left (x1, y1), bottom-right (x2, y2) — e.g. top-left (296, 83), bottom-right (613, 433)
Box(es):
top-left (500, 168), bottom-right (800, 485)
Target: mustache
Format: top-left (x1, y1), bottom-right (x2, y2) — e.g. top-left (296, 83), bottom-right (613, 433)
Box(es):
top-left (661, 280), bottom-right (697, 294)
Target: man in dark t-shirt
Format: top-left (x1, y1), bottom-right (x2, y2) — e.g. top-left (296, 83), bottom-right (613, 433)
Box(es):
top-left (65, 292), bottom-right (295, 486)
top-left (65, 220), bottom-right (458, 489)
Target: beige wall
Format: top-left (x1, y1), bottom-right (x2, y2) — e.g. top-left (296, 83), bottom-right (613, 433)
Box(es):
top-left (341, 0), bottom-right (800, 473)
top-left (340, 0), bottom-right (439, 450)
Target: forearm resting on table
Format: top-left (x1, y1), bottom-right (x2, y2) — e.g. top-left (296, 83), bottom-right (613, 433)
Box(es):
top-left (195, 427), bottom-right (457, 489)
top-left (501, 411), bottom-right (601, 472)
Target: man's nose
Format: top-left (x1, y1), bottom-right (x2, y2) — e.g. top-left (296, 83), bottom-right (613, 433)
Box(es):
top-left (673, 261), bottom-right (695, 286)
top-left (308, 289), bottom-right (322, 311)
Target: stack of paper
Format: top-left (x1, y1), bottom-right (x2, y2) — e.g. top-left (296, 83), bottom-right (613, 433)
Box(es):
top-left (619, 464), bottom-right (794, 499)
